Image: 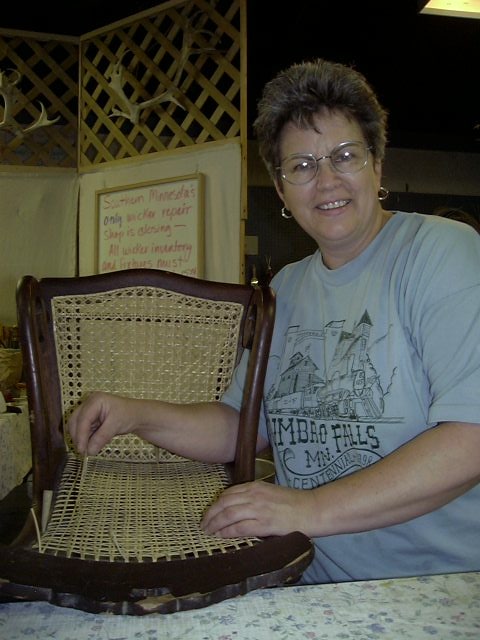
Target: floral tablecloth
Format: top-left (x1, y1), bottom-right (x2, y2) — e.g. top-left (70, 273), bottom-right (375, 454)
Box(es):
top-left (0, 402), bottom-right (31, 500)
top-left (1, 571), bottom-right (479, 639)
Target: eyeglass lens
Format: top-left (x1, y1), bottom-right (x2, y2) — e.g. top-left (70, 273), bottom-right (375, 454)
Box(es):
top-left (281, 142), bottom-right (369, 185)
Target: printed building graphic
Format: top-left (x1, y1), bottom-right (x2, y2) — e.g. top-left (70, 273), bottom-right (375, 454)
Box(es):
top-left (268, 311), bottom-right (385, 421)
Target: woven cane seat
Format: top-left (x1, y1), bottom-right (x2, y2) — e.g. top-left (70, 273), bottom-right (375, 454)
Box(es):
top-left (0, 269), bottom-right (313, 614)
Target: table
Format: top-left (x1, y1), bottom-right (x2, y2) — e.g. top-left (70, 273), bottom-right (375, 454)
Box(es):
top-left (0, 402), bottom-right (31, 500)
top-left (1, 571), bottom-right (479, 639)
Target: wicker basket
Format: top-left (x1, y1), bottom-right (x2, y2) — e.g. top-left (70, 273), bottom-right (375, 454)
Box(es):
top-left (0, 349), bottom-right (22, 394)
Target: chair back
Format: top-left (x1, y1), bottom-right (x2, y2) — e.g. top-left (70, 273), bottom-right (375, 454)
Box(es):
top-left (0, 269), bottom-right (314, 615)
top-left (17, 269), bottom-right (275, 504)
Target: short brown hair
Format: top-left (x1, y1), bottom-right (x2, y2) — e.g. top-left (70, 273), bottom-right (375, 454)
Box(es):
top-left (253, 58), bottom-right (388, 180)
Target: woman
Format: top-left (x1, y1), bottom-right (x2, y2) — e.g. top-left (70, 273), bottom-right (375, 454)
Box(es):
top-left (69, 59), bottom-right (480, 583)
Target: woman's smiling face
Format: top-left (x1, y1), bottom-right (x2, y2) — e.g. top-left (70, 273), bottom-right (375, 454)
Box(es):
top-left (275, 109), bottom-right (386, 269)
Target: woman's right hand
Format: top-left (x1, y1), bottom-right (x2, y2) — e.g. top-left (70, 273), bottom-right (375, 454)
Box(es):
top-left (68, 391), bottom-right (139, 456)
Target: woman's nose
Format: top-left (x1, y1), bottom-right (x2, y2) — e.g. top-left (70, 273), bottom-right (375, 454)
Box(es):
top-left (314, 158), bottom-right (339, 185)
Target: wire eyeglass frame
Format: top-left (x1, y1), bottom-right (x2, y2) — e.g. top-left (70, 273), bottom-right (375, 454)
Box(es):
top-left (277, 141), bottom-right (372, 185)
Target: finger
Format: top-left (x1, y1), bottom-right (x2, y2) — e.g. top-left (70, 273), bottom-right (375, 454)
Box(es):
top-left (67, 408), bottom-right (90, 455)
top-left (68, 397), bottom-right (109, 456)
top-left (200, 484), bottom-right (250, 527)
top-left (85, 422), bottom-right (112, 456)
top-left (202, 502), bottom-right (258, 537)
top-left (208, 518), bottom-right (261, 539)
top-left (201, 487), bottom-right (261, 535)
top-left (201, 495), bottom-right (240, 532)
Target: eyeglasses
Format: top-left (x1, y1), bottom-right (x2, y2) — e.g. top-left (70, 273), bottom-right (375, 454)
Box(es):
top-left (277, 141), bottom-right (372, 185)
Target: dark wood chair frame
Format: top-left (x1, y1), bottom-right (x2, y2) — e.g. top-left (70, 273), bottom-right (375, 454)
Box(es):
top-left (0, 269), bottom-right (313, 614)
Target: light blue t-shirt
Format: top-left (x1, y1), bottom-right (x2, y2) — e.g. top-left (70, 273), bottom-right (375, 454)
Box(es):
top-left (223, 211), bottom-right (480, 583)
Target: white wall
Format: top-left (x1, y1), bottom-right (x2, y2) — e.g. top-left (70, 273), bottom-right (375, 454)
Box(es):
top-left (78, 140), bottom-right (242, 283)
top-left (0, 140), bottom-right (242, 327)
top-left (0, 169), bottom-right (78, 325)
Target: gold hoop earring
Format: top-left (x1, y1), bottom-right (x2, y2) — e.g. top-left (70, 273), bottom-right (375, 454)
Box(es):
top-left (281, 207), bottom-right (293, 219)
top-left (378, 187), bottom-right (389, 201)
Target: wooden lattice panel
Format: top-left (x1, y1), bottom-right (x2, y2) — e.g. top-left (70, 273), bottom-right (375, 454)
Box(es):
top-left (79, 0), bottom-right (243, 166)
top-left (0, 33), bottom-right (78, 167)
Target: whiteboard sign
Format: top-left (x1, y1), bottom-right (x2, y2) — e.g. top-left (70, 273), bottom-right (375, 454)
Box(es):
top-left (97, 174), bottom-right (204, 277)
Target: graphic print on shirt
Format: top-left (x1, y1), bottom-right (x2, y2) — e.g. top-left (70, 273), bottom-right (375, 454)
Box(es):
top-left (265, 311), bottom-right (398, 489)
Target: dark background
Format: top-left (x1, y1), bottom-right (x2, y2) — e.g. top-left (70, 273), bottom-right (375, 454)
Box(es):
top-left (1, 0), bottom-right (479, 153)
top-left (246, 188), bottom-right (480, 286)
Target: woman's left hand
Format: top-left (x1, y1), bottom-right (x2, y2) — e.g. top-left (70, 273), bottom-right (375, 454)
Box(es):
top-left (201, 481), bottom-right (312, 538)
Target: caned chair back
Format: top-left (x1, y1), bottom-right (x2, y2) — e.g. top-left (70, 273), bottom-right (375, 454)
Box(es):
top-left (54, 281), bottom-right (250, 462)
top-left (0, 269), bottom-right (313, 615)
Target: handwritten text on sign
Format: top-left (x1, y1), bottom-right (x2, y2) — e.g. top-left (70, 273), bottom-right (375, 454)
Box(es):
top-left (97, 176), bottom-right (203, 277)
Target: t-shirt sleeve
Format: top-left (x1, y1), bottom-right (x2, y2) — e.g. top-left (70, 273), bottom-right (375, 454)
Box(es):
top-left (220, 348), bottom-right (249, 412)
top-left (221, 344), bottom-right (269, 442)
top-left (413, 223), bottom-right (480, 424)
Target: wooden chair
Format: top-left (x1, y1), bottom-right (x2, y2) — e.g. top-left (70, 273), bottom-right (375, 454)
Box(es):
top-left (0, 269), bottom-right (313, 614)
